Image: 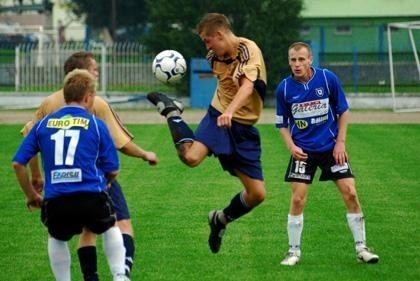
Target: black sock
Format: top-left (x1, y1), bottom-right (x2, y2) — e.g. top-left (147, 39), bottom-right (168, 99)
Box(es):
top-left (167, 116), bottom-right (195, 144)
top-left (77, 246), bottom-right (98, 281)
top-left (223, 192), bottom-right (253, 223)
top-left (122, 233), bottom-right (135, 277)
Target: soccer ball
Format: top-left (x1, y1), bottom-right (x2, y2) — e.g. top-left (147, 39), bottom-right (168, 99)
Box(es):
top-left (152, 50), bottom-right (187, 84)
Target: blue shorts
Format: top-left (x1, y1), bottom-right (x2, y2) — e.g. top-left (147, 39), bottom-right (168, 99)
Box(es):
top-left (107, 180), bottom-right (131, 220)
top-left (195, 106), bottom-right (263, 180)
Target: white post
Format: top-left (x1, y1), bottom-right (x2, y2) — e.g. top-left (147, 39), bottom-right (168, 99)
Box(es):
top-left (408, 26), bottom-right (420, 80)
top-left (387, 24), bottom-right (396, 112)
top-left (101, 44), bottom-right (107, 95)
top-left (37, 25), bottom-right (44, 67)
top-left (15, 45), bottom-right (20, 92)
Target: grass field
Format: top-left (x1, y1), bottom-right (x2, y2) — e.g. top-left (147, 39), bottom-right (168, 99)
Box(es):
top-left (1, 124), bottom-right (419, 281)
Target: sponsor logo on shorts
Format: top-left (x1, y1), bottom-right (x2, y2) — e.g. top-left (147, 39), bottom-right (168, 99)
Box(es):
top-left (289, 172), bottom-right (310, 180)
top-left (51, 168), bottom-right (82, 183)
top-left (47, 115), bottom-right (90, 130)
top-left (331, 163), bottom-right (349, 173)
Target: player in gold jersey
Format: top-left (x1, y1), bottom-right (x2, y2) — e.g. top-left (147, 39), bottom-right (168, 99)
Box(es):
top-left (147, 13), bottom-right (267, 254)
top-left (21, 52), bottom-right (158, 280)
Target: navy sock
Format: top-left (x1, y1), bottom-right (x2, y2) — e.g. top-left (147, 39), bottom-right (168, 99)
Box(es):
top-left (167, 116), bottom-right (195, 144)
top-left (223, 192), bottom-right (253, 222)
top-left (122, 234), bottom-right (135, 277)
top-left (77, 246), bottom-right (98, 281)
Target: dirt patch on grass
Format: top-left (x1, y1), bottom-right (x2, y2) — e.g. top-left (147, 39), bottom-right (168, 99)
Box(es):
top-left (1, 109), bottom-right (420, 124)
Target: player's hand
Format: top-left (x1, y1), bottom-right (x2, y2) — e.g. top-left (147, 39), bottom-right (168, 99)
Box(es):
top-left (26, 194), bottom-right (43, 211)
top-left (143, 151), bottom-right (159, 166)
top-left (31, 175), bottom-right (44, 194)
top-left (291, 145), bottom-right (308, 161)
top-left (333, 141), bottom-right (348, 165)
top-left (217, 113), bottom-right (233, 128)
top-left (105, 171), bottom-right (119, 188)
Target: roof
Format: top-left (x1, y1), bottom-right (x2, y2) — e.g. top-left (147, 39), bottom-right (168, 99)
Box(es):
top-left (301, 0), bottom-right (420, 18)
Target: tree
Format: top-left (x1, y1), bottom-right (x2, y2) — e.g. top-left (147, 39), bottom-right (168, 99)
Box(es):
top-left (144, 0), bottom-right (303, 95)
top-left (66, 0), bottom-right (148, 41)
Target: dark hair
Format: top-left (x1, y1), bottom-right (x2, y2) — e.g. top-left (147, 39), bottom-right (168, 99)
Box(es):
top-left (63, 51), bottom-right (95, 74)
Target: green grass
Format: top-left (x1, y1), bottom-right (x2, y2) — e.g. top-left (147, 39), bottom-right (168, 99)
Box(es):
top-left (1, 124), bottom-right (419, 280)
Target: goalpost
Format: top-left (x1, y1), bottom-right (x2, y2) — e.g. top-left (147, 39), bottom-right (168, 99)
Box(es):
top-left (387, 21), bottom-right (420, 112)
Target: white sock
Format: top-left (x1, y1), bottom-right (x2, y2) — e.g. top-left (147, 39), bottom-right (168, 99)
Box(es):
top-left (103, 226), bottom-right (126, 277)
top-left (287, 214), bottom-right (303, 256)
top-left (48, 237), bottom-right (71, 281)
top-left (346, 213), bottom-right (366, 251)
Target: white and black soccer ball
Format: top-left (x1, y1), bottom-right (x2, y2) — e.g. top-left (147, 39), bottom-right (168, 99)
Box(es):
top-left (152, 50), bottom-right (187, 84)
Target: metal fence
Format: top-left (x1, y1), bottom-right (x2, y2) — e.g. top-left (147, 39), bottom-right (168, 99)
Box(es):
top-left (0, 42), bottom-right (418, 94)
top-left (0, 41), bottom-right (159, 93)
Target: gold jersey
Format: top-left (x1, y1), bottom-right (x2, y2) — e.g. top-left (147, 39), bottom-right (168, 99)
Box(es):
top-left (21, 89), bottom-right (133, 149)
top-left (208, 37), bottom-right (267, 125)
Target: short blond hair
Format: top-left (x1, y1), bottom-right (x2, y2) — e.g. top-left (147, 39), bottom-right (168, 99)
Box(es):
top-left (196, 13), bottom-right (232, 36)
top-left (63, 69), bottom-right (96, 104)
top-left (288, 42), bottom-right (313, 56)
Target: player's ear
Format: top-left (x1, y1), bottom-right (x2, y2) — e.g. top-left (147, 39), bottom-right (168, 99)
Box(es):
top-left (83, 90), bottom-right (92, 103)
top-left (308, 55), bottom-right (313, 65)
top-left (215, 30), bottom-right (224, 39)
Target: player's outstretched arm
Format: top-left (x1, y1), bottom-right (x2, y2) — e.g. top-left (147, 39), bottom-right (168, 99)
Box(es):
top-left (119, 141), bottom-right (159, 166)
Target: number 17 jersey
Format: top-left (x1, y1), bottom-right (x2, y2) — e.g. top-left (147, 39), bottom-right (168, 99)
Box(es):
top-left (13, 106), bottom-right (119, 200)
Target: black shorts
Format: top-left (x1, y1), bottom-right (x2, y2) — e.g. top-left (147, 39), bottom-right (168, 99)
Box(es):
top-left (41, 192), bottom-right (116, 241)
top-left (284, 150), bottom-right (354, 184)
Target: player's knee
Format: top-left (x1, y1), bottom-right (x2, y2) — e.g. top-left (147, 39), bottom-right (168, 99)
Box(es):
top-left (341, 183), bottom-right (358, 203)
top-left (253, 188), bottom-right (266, 205)
top-left (292, 195), bottom-right (306, 209)
top-left (179, 151), bottom-right (202, 167)
top-left (78, 229), bottom-right (97, 247)
top-left (116, 219), bottom-right (133, 235)
top-left (246, 186), bottom-right (266, 207)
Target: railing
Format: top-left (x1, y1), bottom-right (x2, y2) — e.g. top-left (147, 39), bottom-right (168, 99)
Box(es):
top-left (1, 41), bottom-right (159, 93)
top-left (0, 42), bottom-right (418, 95)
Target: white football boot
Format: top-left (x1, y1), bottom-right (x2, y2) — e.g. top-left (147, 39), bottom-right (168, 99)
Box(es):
top-left (280, 251), bottom-right (300, 266)
top-left (357, 247), bottom-right (379, 264)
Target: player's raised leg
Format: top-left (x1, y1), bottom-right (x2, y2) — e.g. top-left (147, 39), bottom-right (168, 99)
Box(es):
top-left (146, 92), bottom-right (184, 117)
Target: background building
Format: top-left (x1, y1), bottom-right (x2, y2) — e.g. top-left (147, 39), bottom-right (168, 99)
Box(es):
top-left (300, 0), bottom-right (420, 61)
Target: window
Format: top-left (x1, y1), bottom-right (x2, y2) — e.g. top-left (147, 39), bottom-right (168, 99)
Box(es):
top-left (300, 25), bottom-right (311, 36)
top-left (335, 25), bottom-right (352, 35)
